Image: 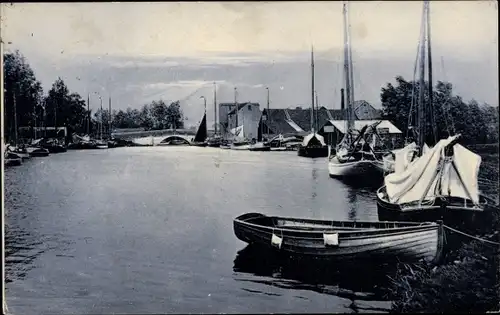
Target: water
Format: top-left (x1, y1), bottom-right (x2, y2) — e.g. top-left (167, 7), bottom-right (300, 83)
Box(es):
top-left (5, 147), bottom-right (393, 314)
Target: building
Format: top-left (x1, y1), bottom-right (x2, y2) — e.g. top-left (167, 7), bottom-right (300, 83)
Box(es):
top-left (223, 102), bottom-right (261, 140)
top-left (318, 119), bottom-right (403, 148)
top-left (260, 107), bottom-right (350, 138)
top-left (260, 101), bottom-right (400, 146)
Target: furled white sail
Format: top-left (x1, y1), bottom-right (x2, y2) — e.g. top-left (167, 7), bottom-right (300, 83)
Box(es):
top-left (302, 133), bottom-right (326, 147)
top-left (384, 135), bottom-right (481, 205)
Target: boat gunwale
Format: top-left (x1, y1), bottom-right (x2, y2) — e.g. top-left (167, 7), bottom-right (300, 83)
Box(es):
top-left (236, 220), bottom-right (439, 242)
top-left (376, 185), bottom-right (490, 212)
top-left (234, 214), bottom-right (438, 236)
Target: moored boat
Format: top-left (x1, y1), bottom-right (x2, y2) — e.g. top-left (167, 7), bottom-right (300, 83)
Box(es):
top-left (234, 212), bottom-right (444, 263)
top-left (248, 142), bottom-right (271, 152)
top-left (298, 133), bottom-right (329, 158)
top-left (376, 135), bottom-right (495, 233)
top-left (4, 151), bottom-right (22, 167)
top-left (26, 146), bottom-right (50, 157)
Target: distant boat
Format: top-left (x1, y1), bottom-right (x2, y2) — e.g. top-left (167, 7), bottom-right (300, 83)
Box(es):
top-left (234, 213), bottom-right (444, 263)
top-left (191, 111), bottom-right (208, 147)
top-left (248, 142), bottom-right (271, 152)
top-left (298, 133), bottom-right (329, 158)
top-left (297, 47), bottom-right (329, 158)
top-left (95, 141), bottom-right (109, 149)
top-left (7, 145), bottom-right (31, 160)
top-left (41, 138), bottom-right (67, 153)
top-left (4, 150), bottom-right (22, 167)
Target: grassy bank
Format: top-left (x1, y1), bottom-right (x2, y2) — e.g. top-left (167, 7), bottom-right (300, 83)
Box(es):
top-left (386, 152), bottom-right (499, 313)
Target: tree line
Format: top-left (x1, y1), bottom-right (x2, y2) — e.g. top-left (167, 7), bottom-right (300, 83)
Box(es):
top-left (3, 50), bottom-right (184, 142)
top-left (3, 50), bottom-right (498, 145)
top-left (380, 76), bottom-right (499, 145)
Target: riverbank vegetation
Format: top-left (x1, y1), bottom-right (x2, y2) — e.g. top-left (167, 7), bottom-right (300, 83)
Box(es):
top-left (385, 149), bottom-right (499, 313)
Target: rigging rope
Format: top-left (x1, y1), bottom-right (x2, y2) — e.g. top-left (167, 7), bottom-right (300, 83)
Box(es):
top-left (443, 225), bottom-right (500, 246)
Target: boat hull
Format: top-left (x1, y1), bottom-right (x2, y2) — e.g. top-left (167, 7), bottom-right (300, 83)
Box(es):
top-left (234, 213), bottom-right (443, 263)
top-left (297, 146), bottom-right (329, 158)
top-left (328, 156), bottom-right (384, 178)
top-left (43, 145), bottom-right (67, 153)
top-left (26, 147), bottom-right (50, 157)
top-left (376, 186), bottom-right (493, 234)
top-left (5, 158), bottom-right (22, 167)
top-left (191, 142), bottom-right (208, 147)
top-left (248, 146), bottom-right (271, 152)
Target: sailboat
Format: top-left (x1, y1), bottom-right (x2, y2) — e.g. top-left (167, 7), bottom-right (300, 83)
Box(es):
top-left (206, 82), bottom-right (223, 147)
top-left (191, 101), bottom-right (208, 147)
top-left (297, 47), bottom-right (329, 158)
top-left (376, 1), bottom-right (495, 233)
top-left (249, 87), bottom-right (271, 152)
top-left (328, 2), bottom-right (387, 178)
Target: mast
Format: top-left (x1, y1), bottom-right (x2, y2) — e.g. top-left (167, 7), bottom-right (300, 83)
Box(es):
top-left (234, 87), bottom-right (238, 137)
top-left (426, 0), bottom-right (437, 145)
top-left (109, 96), bottom-right (112, 139)
top-left (342, 2), bottom-right (353, 135)
top-left (13, 92), bottom-right (18, 146)
top-left (315, 91), bottom-right (319, 132)
top-left (87, 93), bottom-right (90, 135)
top-left (417, 2), bottom-right (427, 155)
top-left (100, 97), bottom-right (103, 140)
top-left (311, 46), bottom-right (315, 133)
top-left (266, 87), bottom-right (270, 140)
top-left (54, 94), bottom-right (57, 139)
top-left (213, 82), bottom-right (217, 136)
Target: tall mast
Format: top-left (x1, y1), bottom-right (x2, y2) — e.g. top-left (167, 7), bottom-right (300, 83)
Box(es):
top-left (87, 93), bottom-right (90, 135)
top-left (426, 0), bottom-right (437, 145)
top-left (234, 87), bottom-right (238, 136)
top-left (315, 91), bottom-right (319, 132)
top-left (100, 97), bottom-right (103, 140)
top-left (417, 2), bottom-right (427, 155)
top-left (109, 96), bottom-right (112, 139)
top-left (213, 82), bottom-right (217, 136)
top-left (311, 46), bottom-right (315, 133)
top-left (54, 94), bottom-right (57, 139)
top-left (13, 92), bottom-right (18, 146)
top-left (343, 2), bottom-right (353, 134)
top-left (266, 87), bottom-right (270, 140)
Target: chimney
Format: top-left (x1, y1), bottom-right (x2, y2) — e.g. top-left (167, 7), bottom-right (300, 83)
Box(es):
top-left (340, 88), bottom-right (345, 111)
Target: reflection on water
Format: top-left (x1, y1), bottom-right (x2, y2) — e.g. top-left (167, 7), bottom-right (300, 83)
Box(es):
top-left (233, 244), bottom-right (393, 313)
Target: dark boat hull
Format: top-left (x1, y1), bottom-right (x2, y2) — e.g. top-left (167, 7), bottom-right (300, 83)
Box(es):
top-left (248, 145), bottom-right (271, 152)
top-left (5, 158), bottom-right (22, 167)
top-left (234, 213), bottom-right (443, 263)
top-left (376, 186), bottom-right (494, 234)
top-left (297, 146), bottom-right (329, 158)
top-left (191, 142), bottom-right (208, 147)
top-left (43, 145), bottom-right (67, 153)
top-left (29, 151), bottom-right (50, 157)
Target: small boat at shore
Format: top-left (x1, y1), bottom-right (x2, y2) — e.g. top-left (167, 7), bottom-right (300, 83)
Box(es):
top-left (248, 142), bottom-right (271, 152)
top-left (4, 151), bottom-right (22, 167)
top-left (7, 145), bottom-right (31, 160)
top-left (234, 213), bottom-right (444, 263)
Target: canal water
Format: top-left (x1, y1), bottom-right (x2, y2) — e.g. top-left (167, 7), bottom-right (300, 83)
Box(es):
top-left (5, 147), bottom-right (393, 314)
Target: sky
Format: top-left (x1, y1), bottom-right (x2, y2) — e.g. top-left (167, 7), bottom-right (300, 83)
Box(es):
top-left (2, 1), bottom-right (498, 127)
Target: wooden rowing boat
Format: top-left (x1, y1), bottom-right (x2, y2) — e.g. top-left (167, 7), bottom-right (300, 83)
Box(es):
top-left (233, 213), bottom-right (444, 263)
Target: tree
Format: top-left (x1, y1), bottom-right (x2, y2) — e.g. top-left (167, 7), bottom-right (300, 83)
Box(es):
top-left (166, 101), bottom-right (184, 129)
top-left (44, 78), bottom-right (88, 138)
top-left (380, 76), bottom-right (498, 145)
top-left (139, 104), bottom-right (154, 130)
top-left (3, 50), bottom-right (44, 142)
top-left (150, 100), bottom-right (168, 129)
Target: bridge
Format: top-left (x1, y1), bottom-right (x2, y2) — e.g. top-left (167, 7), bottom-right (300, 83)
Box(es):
top-left (112, 128), bottom-right (197, 140)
